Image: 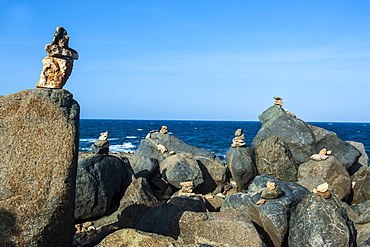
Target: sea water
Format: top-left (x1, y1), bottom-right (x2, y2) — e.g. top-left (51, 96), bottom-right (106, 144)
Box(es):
top-left (79, 120), bottom-right (370, 163)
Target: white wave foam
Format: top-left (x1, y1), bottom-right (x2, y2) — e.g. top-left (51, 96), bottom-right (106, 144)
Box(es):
top-left (126, 136), bottom-right (137, 139)
top-left (109, 142), bottom-right (136, 153)
top-left (137, 129), bottom-right (143, 131)
top-left (80, 138), bottom-right (96, 143)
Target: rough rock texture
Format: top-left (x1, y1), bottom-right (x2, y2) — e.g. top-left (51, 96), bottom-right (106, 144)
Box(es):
top-left (130, 155), bottom-right (159, 180)
top-left (252, 105), bottom-right (361, 168)
top-left (347, 141), bottom-right (369, 175)
top-left (178, 211), bottom-right (266, 246)
top-left (160, 153), bottom-right (203, 189)
top-left (297, 156), bottom-right (351, 200)
top-left (36, 56), bottom-right (74, 89)
top-left (91, 177), bottom-right (161, 229)
top-left (350, 165), bottom-right (370, 204)
top-left (96, 228), bottom-right (177, 247)
top-left (75, 154), bottom-right (133, 219)
top-left (289, 194), bottom-right (356, 247)
top-left (221, 175), bottom-right (310, 247)
top-left (136, 132), bottom-right (226, 193)
top-left (355, 222), bottom-right (370, 246)
top-left (0, 89), bottom-right (79, 246)
top-left (254, 135), bottom-right (298, 182)
top-left (351, 200), bottom-right (370, 224)
top-left (226, 146), bottom-right (257, 190)
top-left (135, 196), bottom-right (206, 238)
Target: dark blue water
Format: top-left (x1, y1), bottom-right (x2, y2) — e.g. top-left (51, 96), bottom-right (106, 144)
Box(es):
top-left (79, 120), bottom-right (370, 163)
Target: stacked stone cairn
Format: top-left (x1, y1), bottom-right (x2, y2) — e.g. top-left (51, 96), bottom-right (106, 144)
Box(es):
top-left (231, 128), bottom-right (246, 147)
top-left (91, 131), bottom-right (110, 154)
top-left (36, 26), bottom-right (78, 89)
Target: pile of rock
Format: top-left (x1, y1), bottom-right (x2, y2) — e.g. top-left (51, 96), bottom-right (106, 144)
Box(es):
top-left (231, 128), bottom-right (246, 147)
top-left (36, 26), bottom-right (78, 89)
top-left (91, 131), bottom-right (110, 154)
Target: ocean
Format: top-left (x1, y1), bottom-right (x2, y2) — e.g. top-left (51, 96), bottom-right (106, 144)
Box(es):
top-left (79, 120), bottom-right (370, 164)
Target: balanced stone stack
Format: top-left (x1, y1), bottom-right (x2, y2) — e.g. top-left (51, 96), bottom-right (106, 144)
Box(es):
top-left (231, 128), bottom-right (246, 147)
top-left (91, 131), bottom-right (110, 154)
top-left (36, 26), bottom-right (78, 89)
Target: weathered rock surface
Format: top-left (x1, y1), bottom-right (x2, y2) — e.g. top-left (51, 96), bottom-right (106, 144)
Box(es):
top-left (252, 105), bottom-right (361, 168)
top-left (221, 175), bottom-right (310, 247)
top-left (289, 194), bottom-right (356, 247)
top-left (226, 146), bottom-right (256, 190)
top-left (297, 156), bottom-right (351, 200)
top-left (135, 196), bottom-right (206, 238)
top-left (96, 228), bottom-right (177, 247)
top-left (136, 132), bottom-right (226, 193)
top-left (178, 211), bottom-right (266, 246)
top-left (351, 200), bottom-right (370, 224)
top-left (355, 222), bottom-right (370, 247)
top-left (347, 141), bottom-right (369, 175)
top-left (254, 135), bottom-right (298, 182)
top-left (130, 155), bottom-right (159, 180)
top-left (160, 153), bottom-right (204, 189)
top-left (350, 165), bottom-right (370, 205)
top-left (75, 154), bottom-right (133, 219)
top-left (91, 177), bottom-right (161, 229)
top-left (0, 89), bottom-right (79, 246)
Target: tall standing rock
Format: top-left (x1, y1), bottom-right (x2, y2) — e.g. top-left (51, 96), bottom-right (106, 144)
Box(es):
top-left (0, 89), bottom-right (79, 246)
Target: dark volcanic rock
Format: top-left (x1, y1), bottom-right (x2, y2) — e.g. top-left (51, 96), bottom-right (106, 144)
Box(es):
top-left (289, 194), bottom-right (356, 247)
top-left (297, 156), bottom-right (351, 200)
top-left (226, 146), bottom-right (257, 190)
top-left (0, 89), bottom-right (79, 246)
top-left (135, 195), bottom-right (206, 238)
top-left (178, 211), bottom-right (265, 246)
top-left (159, 153), bottom-right (204, 189)
top-left (75, 154), bottom-right (133, 219)
top-left (252, 105), bottom-right (361, 168)
top-left (221, 175), bottom-right (310, 247)
top-left (255, 135), bottom-right (298, 182)
top-left (350, 166), bottom-right (370, 205)
top-left (129, 155), bottom-right (159, 180)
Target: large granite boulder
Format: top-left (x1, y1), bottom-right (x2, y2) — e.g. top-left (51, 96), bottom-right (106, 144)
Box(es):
top-left (355, 223), bottom-right (370, 247)
top-left (91, 177), bottom-right (161, 229)
top-left (178, 211), bottom-right (266, 246)
top-left (135, 131), bottom-right (227, 193)
top-left (350, 165), bottom-right (370, 204)
top-left (252, 105), bottom-right (361, 169)
top-left (75, 154), bottom-right (133, 219)
top-left (0, 89), bottom-right (79, 246)
top-left (159, 153), bottom-right (204, 189)
top-left (254, 135), bottom-right (298, 182)
top-left (297, 156), bottom-right (351, 200)
top-left (221, 175), bottom-right (310, 247)
top-left (226, 146), bottom-right (257, 190)
top-left (289, 194), bottom-right (356, 247)
top-left (135, 196), bottom-right (206, 238)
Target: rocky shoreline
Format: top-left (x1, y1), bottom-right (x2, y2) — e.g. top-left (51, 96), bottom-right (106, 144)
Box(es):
top-left (70, 104), bottom-right (370, 247)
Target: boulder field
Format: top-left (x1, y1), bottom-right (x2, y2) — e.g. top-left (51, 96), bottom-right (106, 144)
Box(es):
top-left (75, 105), bottom-right (369, 246)
top-left (1, 90), bottom-right (370, 247)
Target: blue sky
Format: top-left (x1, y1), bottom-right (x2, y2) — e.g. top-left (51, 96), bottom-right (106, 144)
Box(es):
top-left (1, 1), bottom-right (370, 122)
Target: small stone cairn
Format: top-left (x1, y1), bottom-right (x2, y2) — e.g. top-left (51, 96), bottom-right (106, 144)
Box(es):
top-left (160, 126), bottom-right (168, 134)
top-left (179, 181), bottom-right (196, 197)
top-left (231, 129), bottom-right (246, 147)
top-left (36, 26), bottom-right (78, 89)
top-left (91, 131), bottom-right (109, 154)
top-left (257, 181), bottom-right (283, 205)
top-left (311, 148), bottom-right (332, 161)
top-left (313, 182), bottom-right (332, 199)
top-left (274, 96), bottom-right (297, 118)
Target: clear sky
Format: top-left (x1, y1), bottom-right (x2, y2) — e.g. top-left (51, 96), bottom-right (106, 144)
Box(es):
top-left (1, 1), bottom-right (370, 122)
